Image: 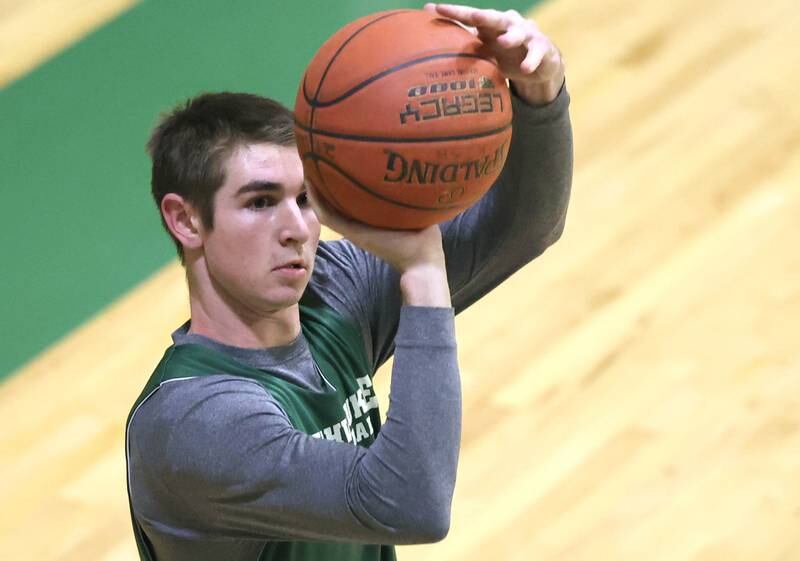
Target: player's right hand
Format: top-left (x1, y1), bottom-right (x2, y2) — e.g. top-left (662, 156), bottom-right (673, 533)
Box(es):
top-left (307, 185), bottom-right (446, 273)
top-left (308, 186), bottom-right (451, 307)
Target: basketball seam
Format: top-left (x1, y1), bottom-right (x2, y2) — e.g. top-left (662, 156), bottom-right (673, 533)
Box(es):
top-left (304, 53), bottom-right (500, 108)
top-left (307, 10), bottom-right (412, 213)
top-left (294, 121), bottom-right (512, 143)
top-left (305, 10), bottom-right (412, 111)
top-left (308, 164), bottom-right (352, 217)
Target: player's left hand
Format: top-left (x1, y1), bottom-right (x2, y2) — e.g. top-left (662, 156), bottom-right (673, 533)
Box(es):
top-left (423, 3), bottom-right (565, 105)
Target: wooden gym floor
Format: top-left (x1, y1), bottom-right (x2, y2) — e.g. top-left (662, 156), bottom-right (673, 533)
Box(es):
top-left (1, 0), bottom-right (799, 559)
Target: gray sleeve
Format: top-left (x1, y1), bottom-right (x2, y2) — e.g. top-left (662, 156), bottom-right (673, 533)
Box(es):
top-left (442, 84), bottom-right (573, 309)
top-left (316, 85), bottom-right (573, 370)
top-left (129, 306), bottom-right (460, 545)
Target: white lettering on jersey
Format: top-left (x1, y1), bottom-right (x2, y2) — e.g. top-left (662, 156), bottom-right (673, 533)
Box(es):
top-left (311, 376), bottom-right (380, 444)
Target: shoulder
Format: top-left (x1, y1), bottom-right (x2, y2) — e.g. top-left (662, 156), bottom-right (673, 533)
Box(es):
top-left (128, 374), bottom-right (291, 467)
top-left (130, 372), bottom-right (289, 426)
top-left (126, 375), bottom-right (292, 528)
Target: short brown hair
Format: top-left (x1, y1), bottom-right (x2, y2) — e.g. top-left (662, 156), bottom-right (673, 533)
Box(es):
top-left (147, 92), bottom-right (295, 261)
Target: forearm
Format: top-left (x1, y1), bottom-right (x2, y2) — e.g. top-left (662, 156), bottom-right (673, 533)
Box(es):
top-left (498, 83), bottom-right (573, 249)
top-left (351, 306), bottom-right (461, 541)
top-left (443, 84), bottom-right (573, 310)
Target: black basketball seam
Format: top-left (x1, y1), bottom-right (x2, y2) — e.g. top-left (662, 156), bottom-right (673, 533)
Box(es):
top-left (302, 152), bottom-right (472, 212)
top-left (304, 53), bottom-right (500, 108)
top-left (294, 121), bottom-right (512, 143)
top-left (307, 10), bottom-right (412, 206)
top-left (307, 165), bottom-right (352, 218)
top-left (305, 10), bottom-right (412, 110)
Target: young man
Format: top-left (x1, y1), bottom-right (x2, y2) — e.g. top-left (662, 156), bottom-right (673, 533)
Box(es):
top-left (126, 4), bottom-right (572, 561)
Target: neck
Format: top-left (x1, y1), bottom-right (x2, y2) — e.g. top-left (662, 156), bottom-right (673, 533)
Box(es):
top-left (185, 267), bottom-right (301, 350)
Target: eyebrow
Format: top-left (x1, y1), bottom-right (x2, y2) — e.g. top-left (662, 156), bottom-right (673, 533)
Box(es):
top-left (234, 181), bottom-right (282, 197)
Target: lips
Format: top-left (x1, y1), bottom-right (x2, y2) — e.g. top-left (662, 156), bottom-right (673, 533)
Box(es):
top-left (273, 259), bottom-right (306, 271)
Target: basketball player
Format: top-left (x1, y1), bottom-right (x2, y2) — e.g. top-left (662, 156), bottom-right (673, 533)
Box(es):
top-left (126, 4), bottom-right (572, 560)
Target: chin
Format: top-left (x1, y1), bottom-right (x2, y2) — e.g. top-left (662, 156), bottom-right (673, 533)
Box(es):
top-left (261, 289), bottom-right (304, 310)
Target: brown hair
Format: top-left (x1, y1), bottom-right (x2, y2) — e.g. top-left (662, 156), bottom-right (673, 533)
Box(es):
top-left (147, 92), bottom-right (295, 261)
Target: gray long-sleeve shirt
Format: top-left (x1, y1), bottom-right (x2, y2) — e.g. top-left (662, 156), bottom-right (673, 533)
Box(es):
top-left (127, 86), bottom-right (572, 559)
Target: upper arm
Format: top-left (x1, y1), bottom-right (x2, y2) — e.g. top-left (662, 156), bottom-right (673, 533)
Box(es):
top-left (441, 86), bottom-right (573, 312)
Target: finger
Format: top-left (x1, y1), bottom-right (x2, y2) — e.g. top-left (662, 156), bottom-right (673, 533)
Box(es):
top-left (496, 25), bottom-right (529, 49)
top-left (432, 4), bottom-right (510, 34)
top-left (424, 3), bottom-right (478, 36)
top-left (460, 24), bottom-right (479, 36)
top-left (536, 43), bottom-right (563, 78)
top-left (520, 39), bottom-right (549, 75)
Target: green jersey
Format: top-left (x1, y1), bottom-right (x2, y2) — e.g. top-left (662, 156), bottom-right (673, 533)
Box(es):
top-left (128, 294), bottom-right (396, 560)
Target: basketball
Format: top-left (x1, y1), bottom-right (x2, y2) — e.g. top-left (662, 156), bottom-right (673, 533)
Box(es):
top-left (294, 9), bottom-right (513, 229)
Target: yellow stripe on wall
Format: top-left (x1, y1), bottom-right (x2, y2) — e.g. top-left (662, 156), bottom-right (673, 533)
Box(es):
top-left (0, 0), bottom-right (138, 88)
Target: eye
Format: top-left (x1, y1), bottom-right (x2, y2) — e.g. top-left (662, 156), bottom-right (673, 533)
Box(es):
top-left (248, 196), bottom-right (273, 210)
top-left (297, 191), bottom-right (309, 207)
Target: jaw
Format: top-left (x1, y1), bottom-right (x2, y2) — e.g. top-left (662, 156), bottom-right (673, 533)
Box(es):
top-left (186, 275), bottom-right (306, 348)
top-left (182, 236), bottom-right (321, 345)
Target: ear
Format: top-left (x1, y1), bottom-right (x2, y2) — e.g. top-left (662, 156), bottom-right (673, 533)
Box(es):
top-left (160, 193), bottom-right (205, 252)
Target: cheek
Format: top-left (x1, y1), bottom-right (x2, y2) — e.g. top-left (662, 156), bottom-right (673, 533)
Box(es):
top-left (309, 216), bottom-right (322, 240)
top-left (208, 223), bottom-right (249, 256)
top-left (204, 215), bottom-right (263, 270)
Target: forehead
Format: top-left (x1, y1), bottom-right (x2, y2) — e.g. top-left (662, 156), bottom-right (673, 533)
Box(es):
top-left (221, 142), bottom-right (303, 193)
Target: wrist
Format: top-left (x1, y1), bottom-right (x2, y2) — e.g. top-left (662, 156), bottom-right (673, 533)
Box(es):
top-left (400, 264), bottom-right (451, 308)
top-left (510, 74), bottom-right (565, 106)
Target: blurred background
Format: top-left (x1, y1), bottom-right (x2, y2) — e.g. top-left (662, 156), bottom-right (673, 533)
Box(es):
top-left (1, 0), bottom-right (799, 560)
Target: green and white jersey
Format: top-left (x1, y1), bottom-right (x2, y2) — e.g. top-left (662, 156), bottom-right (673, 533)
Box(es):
top-left (127, 292), bottom-right (398, 561)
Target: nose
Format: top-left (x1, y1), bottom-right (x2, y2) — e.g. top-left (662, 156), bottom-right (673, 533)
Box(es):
top-left (277, 199), bottom-right (311, 246)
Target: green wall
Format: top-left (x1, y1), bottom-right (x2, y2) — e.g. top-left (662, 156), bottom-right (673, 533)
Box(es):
top-left (0, 0), bottom-right (541, 380)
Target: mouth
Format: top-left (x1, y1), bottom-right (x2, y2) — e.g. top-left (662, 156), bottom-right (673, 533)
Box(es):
top-left (273, 259), bottom-right (307, 272)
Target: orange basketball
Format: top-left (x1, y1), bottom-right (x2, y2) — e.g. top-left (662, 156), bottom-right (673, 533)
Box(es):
top-left (294, 9), bottom-right (513, 230)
